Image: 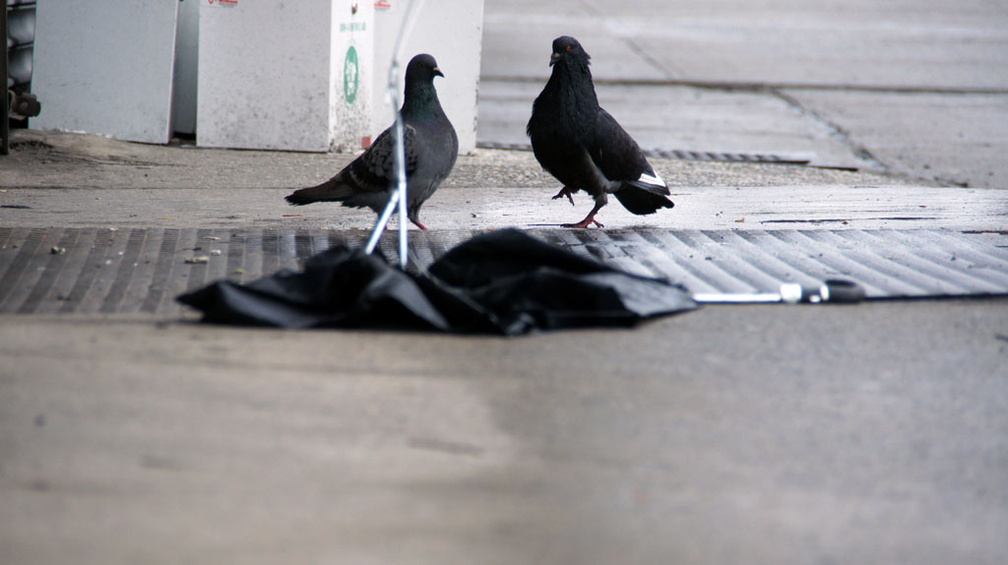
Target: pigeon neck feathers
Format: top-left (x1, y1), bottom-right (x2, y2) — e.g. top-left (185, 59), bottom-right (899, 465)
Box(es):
top-left (401, 54), bottom-right (448, 121)
top-left (547, 54), bottom-right (598, 107)
top-left (541, 54), bottom-right (599, 142)
top-left (401, 81), bottom-right (446, 121)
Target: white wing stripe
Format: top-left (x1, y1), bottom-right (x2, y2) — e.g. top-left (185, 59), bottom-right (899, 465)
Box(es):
top-left (637, 171), bottom-right (666, 187)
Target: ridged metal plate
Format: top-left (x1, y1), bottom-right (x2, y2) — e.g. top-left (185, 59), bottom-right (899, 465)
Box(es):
top-left (1, 227), bottom-right (1006, 315)
top-left (475, 141), bottom-right (811, 165)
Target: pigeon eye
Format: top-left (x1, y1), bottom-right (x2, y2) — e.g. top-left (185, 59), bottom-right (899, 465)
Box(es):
top-left (565, 45), bottom-right (572, 52)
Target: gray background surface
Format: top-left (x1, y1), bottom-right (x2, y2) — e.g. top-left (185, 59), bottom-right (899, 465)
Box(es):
top-left (1, 1), bottom-right (1007, 563)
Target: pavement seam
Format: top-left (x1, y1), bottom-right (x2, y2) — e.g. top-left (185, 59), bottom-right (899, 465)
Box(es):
top-left (770, 88), bottom-right (890, 174)
top-left (481, 75), bottom-right (1008, 96)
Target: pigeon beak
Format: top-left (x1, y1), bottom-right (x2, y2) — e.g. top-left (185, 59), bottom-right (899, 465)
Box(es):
top-left (433, 66), bottom-right (444, 78)
top-left (549, 52), bottom-right (561, 66)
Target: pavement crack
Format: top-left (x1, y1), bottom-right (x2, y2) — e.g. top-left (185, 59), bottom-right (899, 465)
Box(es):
top-left (770, 88), bottom-right (890, 174)
top-left (581, 0), bottom-right (684, 79)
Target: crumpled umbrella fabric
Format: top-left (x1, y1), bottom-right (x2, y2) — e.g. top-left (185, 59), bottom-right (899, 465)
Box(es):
top-left (177, 229), bottom-right (697, 335)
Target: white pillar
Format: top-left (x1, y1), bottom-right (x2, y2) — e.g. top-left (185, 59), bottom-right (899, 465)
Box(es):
top-left (372, 0), bottom-right (484, 154)
top-left (31, 0), bottom-right (179, 144)
top-left (196, 0), bottom-right (374, 152)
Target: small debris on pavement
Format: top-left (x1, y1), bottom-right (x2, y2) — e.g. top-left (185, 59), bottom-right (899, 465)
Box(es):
top-left (185, 256), bottom-right (210, 264)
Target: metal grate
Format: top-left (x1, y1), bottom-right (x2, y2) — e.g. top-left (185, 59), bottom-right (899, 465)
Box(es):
top-left (475, 141), bottom-right (811, 165)
top-left (1, 227), bottom-right (1006, 315)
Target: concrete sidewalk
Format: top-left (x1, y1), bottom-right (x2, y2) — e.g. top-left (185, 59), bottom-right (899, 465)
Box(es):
top-left (1, 132), bottom-right (1006, 565)
top-left (2, 303), bottom-right (1006, 565)
top-left (480, 0), bottom-right (1008, 188)
top-left (3, 130), bottom-right (1005, 232)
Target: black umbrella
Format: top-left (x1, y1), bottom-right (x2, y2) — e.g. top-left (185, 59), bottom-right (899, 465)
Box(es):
top-left (177, 16), bottom-right (697, 335)
top-left (177, 228), bottom-right (698, 336)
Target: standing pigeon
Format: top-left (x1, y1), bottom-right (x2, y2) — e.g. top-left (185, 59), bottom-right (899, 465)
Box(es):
top-left (527, 36), bottom-right (674, 228)
top-left (286, 53), bottom-right (458, 230)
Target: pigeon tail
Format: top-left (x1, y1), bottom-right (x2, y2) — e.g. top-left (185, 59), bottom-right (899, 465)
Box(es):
top-left (285, 178), bottom-right (355, 206)
top-left (284, 191), bottom-right (313, 206)
top-left (613, 187), bottom-right (675, 215)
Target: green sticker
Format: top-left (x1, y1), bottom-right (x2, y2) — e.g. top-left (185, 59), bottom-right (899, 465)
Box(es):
top-left (343, 45), bottom-right (360, 104)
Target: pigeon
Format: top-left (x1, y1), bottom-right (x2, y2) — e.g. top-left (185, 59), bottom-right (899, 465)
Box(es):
top-left (526, 36), bottom-right (674, 228)
top-left (286, 53), bottom-right (458, 230)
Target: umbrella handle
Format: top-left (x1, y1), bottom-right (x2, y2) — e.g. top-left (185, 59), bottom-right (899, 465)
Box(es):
top-left (693, 279), bottom-right (865, 304)
top-left (783, 279), bottom-right (865, 304)
top-left (819, 278), bottom-right (866, 303)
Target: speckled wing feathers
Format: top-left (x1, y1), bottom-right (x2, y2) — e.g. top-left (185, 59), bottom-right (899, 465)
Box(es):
top-left (344, 125), bottom-right (419, 193)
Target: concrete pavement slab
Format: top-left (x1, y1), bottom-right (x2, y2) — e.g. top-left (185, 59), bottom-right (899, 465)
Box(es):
top-left (480, 0), bottom-right (668, 81)
top-left (1, 302), bottom-right (1006, 564)
top-left (479, 80), bottom-right (871, 169)
top-left (623, 8), bottom-right (1008, 90)
top-left (0, 129), bottom-right (902, 192)
top-left (480, 0), bottom-right (1008, 190)
top-left (784, 89), bottom-right (1008, 188)
top-left (484, 0), bottom-right (1008, 90)
top-left (2, 183), bottom-right (1006, 232)
top-left (11, 130), bottom-right (1000, 235)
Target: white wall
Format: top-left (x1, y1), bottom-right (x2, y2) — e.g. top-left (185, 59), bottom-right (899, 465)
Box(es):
top-left (372, 0), bottom-right (484, 154)
top-left (329, 1), bottom-right (375, 152)
top-left (31, 0), bottom-right (179, 144)
top-left (197, 0), bottom-right (373, 152)
top-left (29, 0), bottom-right (482, 153)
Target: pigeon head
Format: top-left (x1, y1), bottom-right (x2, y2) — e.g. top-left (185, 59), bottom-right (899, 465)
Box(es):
top-left (401, 53), bottom-right (450, 119)
top-left (405, 53), bottom-right (444, 86)
top-left (549, 36), bottom-right (590, 67)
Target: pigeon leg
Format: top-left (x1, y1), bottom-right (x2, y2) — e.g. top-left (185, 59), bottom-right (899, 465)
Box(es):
top-left (384, 218), bottom-right (428, 231)
top-left (561, 215), bottom-right (604, 229)
top-left (551, 186), bottom-right (576, 206)
top-left (562, 201), bottom-right (605, 228)
top-left (408, 210), bottom-right (430, 231)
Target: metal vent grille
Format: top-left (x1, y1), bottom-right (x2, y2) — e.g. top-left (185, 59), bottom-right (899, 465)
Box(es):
top-left (1, 227), bottom-right (1006, 315)
top-left (475, 141), bottom-right (811, 165)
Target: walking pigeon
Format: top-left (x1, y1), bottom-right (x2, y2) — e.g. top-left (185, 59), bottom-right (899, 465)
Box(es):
top-left (286, 54), bottom-right (458, 230)
top-left (527, 36), bottom-right (674, 228)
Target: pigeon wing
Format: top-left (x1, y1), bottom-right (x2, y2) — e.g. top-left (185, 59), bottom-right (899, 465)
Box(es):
top-left (588, 109), bottom-right (668, 195)
top-left (344, 124), bottom-right (420, 192)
